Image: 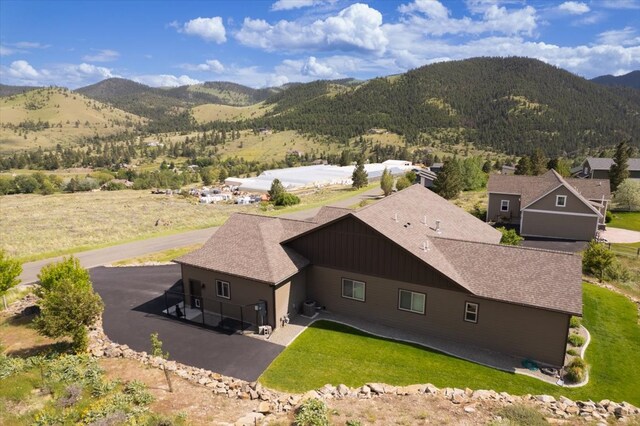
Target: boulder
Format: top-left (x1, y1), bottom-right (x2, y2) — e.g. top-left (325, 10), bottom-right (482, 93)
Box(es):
top-left (536, 395), bottom-right (556, 404)
top-left (257, 401), bottom-right (271, 414)
top-left (368, 383), bottom-right (385, 394)
top-left (337, 384), bottom-right (350, 396)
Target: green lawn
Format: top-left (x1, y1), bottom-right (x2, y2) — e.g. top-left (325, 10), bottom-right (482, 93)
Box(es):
top-left (260, 284), bottom-right (640, 406)
top-left (608, 211), bottom-right (640, 231)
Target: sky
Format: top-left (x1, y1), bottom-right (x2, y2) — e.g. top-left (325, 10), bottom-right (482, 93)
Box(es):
top-left (0, 0), bottom-right (639, 89)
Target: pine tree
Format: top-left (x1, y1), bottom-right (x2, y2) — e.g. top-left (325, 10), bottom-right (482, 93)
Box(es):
top-left (609, 141), bottom-right (630, 192)
top-left (433, 158), bottom-right (462, 199)
top-left (352, 158), bottom-right (368, 189)
top-left (515, 156), bottom-right (532, 175)
top-left (530, 148), bottom-right (548, 175)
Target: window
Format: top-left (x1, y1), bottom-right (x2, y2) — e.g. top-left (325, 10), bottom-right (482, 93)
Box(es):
top-left (342, 278), bottom-right (365, 301)
top-left (500, 200), bottom-right (510, 212)
top-left (556, 195), bottom-right (567, 207)
top-left (464, 302), bottom-right (478, 323)
top-left (216, 280), bottom-right (230, 299)
top-left (398, 289), bottom-right (426, 314)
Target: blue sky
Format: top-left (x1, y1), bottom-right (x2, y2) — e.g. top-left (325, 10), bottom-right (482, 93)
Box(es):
top-left (1, 0), bottom-right (639, 88)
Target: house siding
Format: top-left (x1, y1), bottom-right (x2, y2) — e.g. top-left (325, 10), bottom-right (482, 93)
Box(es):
top-left (520, 210), bottom-right (598, 240)
top-left (526, 186), bottom-right (598, 215)
top-left (274, 270), bottom-right (307, 327)
top-left (180, 264), bottom-right (276, 327)
top-left (487, 193), bottom-right (521, 223)
top-left (286, 215), bottom-right (466, 293)
top-left (307, 265), bottom-right (569, 366)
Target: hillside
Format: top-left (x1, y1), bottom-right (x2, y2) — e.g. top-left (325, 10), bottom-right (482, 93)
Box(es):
top-left (0, 87), bottom-right (145, 151)
top-left (187, 81), bottom-right (277, 106)
top-left (0, 83), bottom-right (42, 97)
top-left (249, 58), bottom-right (640, 156)
top-left (591, 70), bottom-right (640, 89)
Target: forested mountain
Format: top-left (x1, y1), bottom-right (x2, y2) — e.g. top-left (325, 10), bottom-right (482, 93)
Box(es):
top-left (188, 81), bottom-right (277, 105)
top-left (251, 58), bottom-right (640, 156)
top-left (0, 84), bottom-right (42, 97)
top-left (591, 71), bottom-right (640, 89)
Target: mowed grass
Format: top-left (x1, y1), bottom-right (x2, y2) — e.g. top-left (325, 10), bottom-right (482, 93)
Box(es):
top-left (260, 284), bottom-right (640, 406)
top-left (111, 244), bottom-right (202, 266)
top-left (608, 211), bottom-right (640, 231)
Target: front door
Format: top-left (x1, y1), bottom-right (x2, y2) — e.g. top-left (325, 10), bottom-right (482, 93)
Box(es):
top-left (189, 279), bottom-right (202, 309)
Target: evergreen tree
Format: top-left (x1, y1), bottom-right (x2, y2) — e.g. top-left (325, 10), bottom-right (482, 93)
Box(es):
top-left (268, 178), bottom-right (285, 200)
top-left (352, 158), bottom-right (368, 189)
top-left (515, 156), bottom-right (532, 175)
top-left (530, 148), bottom-right (548, 175)
top-left (380, 167), bottom-right (393, 196)
top-left (609, 141), bottom-right (630, 192)
top-left (482, 160), bottom-right (492, 173)
top-left (433, 158), bottom-right (463, 199)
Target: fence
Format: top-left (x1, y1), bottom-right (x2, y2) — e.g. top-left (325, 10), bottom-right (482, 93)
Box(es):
top-left (163, 289), bottom-right (268, 334)
top-left (605, 243), bottom-right (640, 258)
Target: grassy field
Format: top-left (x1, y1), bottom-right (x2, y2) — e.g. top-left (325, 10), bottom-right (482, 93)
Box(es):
top-left (0, 184), bottom-right (374, 262)
top-left (260, 284), bottom-right (640, 406)
top-left (0, 88), bottom-right (144, 152)
top-left (191, 102), bottom-right (272, 123)
top-left (608, 211), bottom-right (640, 231)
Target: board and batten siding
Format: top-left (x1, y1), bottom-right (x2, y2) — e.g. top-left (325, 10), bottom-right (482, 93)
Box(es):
top-left (487, 193), bottom-right (521, 222)
top-left (286, 215), bottom-right (466, 293)
top-left (274, 271), bottom-right (307, 327)
top-left (308, 266), bottom-right (569, 366)
top-left (520, 211), bottom-right (598, 241)
top-left (180, 264), bottom-right (276, 327)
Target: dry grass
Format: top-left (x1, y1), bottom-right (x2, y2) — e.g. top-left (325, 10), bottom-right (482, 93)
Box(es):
top-left (111, 244), bottom-right (202, 266)
top-left (451, 189), bottom-right (488, 213)
top-left (0, 190), bottom-right (247, 261)
top-left (191, 102), bottom-right (272, 123)
top-left (0, 88), bottom-right (145, 152)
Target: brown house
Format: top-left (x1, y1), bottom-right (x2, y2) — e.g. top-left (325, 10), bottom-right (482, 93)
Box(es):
top-left (487, 170), bottom-right (611, 241)
top-left (577, 157), bottom-right (640, 180)
top-left (175, 184), bottom-right (582, 367)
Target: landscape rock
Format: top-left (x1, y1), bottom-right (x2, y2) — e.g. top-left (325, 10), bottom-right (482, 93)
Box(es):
top-left (257, 401), bottom-right (271, 414)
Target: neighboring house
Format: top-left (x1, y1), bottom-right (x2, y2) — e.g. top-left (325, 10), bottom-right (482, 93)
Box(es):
top-left (487, 170), bottom-right (611, 241)
top-left (501, 165), bottom-right (516, 175)
top-left (418, 168), bottom-right (438, 188)
top-left (429, 162), bottom-right (444, 174)
top-left (175, 184), bottom-right (582, 367)
top-left (577, 157), bottom-right (640, 180)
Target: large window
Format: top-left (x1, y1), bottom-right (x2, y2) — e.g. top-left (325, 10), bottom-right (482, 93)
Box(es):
top-left (216, 280), bottom-right (230, 299)
top-left (556, 195), bottom-right (567, 207)
top-left (342, 278), bottom-right (365, 302)
top-left (398, 289), bottom-right (426, 314)
top-left (464, 302), bottom-right (479, 323)
top-left (500, 200), bottom-right (510, 212)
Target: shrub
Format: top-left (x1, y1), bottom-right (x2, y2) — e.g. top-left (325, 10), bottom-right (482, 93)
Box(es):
top-left (497, 404), bottom-right (547, 426)
top-left (565, 357), bottom-right (587, 383)
top-left (582, 240), bottom-right (615, 281)
top-left (566, 348), bottom-right (578, 356)
top-left (295, 398), bottom-right (329, 426)
top-left (604, 261), bottom-right (632, 282)
top-left (274, 192), bottom-right (301, 207)
top-left (123, 380), bottom-right (154, 405)
top-left (37, 256), bottom-right (91, 296)
top-left (395, 176), bottom-right (412, 191)
top-left (605, 210), bottom-right (613, 223)
top-left (346, 421), bottom-right (362, 426)
top-left (568, 333), bottom-right (585, 347)
top-left (497, 227), bottom-right (523, 246)
top-left (569, 316), bottom-right (582, 328)
top-left (0, 249), bottom-right (22, 296)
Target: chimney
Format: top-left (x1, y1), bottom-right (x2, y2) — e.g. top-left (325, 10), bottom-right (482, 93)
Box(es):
top-left (435, 220), bottom-right (441, 234)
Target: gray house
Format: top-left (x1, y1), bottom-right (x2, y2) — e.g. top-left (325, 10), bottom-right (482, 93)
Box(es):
top-left (577, 157), bottom-right (640, 180)
top-left (175, 184), bottom-right (582, 367)
top-left (487, 170), bottom-right (611, 240)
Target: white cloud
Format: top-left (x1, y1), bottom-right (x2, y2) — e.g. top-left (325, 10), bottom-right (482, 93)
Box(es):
top-left (597, 27), bottom-right (640, 47)
top-left (7, 60), bottom-right (40, 79)
top-left (179, 17), bottom-right (227, 43)
top-left (236, 3), bottom-right (388, 53)
top-left (179, 59), bottom-right (225, 73)
top-left (598, 0), bottom-right (640, 9)
top-left (271, 0), bottom-right (315, 10)
top-left (0, 45), bottom-right (15, 56)
top-left (13, 41), bottom-right (49, 49)
top-left (83, 49), bottom-right (120, 62)
top-left (396, 0), bottom-right (538, 37)
top-left (266, 74), bottom-right (290, 87)
top-left (132, 74), bottom-right (201, 87)
top-left (557, 1), bottom-right (590, 15)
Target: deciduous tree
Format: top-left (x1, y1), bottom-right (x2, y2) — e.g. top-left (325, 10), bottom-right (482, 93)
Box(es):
top-left (0, 250), bottom-right (21, 296)
top-left (613, 179), bottom-right (640, 211)
top-left (380, 167), bottom-right (393, 196)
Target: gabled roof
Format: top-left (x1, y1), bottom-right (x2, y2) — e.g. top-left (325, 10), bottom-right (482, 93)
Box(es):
top-left (586, 157), bottom-right (640, 171)
top-left (174, 214), bottom-right (313, 284)
top-left (488, 169), bottom-right (611, 209)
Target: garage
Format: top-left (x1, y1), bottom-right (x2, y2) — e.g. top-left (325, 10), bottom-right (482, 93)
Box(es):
top-left (520, 210), bottom-right (599, 241)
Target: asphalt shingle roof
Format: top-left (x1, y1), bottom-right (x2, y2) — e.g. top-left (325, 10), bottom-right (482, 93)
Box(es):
top-left (586, 157), bottom-right (640, 171)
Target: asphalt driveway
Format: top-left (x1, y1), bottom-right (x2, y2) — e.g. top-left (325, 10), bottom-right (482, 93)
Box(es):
top-left (90, 265), bottom-right (283, 381)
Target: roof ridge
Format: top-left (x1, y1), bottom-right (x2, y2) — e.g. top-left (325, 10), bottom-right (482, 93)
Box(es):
top-left (232, 211), bottom-right (316, 224)
top-left (430, 235), bottom-right (580, 256)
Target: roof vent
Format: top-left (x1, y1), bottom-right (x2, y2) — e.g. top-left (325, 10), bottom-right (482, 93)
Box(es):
top-left (422, 241), bottom-right (430, 252)
top-left (394, 212), bottom-right (398, 223)
top-left (598, 181), bottom-right (602, 186)
top-left (435, 220), bottom-right (442, 234)
top-left (422, 215), bottom-right (427, 225)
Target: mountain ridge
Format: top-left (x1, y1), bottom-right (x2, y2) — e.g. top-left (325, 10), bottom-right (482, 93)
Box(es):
top-left (591, 70), bottom-right (640, 89)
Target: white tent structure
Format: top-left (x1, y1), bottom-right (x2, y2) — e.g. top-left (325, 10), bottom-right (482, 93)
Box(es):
top-left (226, 160), bottom-right (414, 193)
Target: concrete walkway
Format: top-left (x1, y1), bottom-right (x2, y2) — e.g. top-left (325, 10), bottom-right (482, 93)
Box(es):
top-left (601, 227), bottom-right (640, 243)
top-left (262, 311), bottom-right (560, 385)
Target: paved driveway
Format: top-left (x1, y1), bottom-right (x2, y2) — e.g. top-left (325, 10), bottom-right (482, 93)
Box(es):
top-left (90, 265), bottom-right (283, 381)
top-left (600, 227), bottom-right (640, 243)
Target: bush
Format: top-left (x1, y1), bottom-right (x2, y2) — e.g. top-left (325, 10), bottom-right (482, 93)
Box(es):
top-left (569, 316), bottom-right (582, 328)
top-left (497, 227), bottom-right (523, 246)
top-left (395, 176), bottom-right (412, 191)
top-left (605, 210), bottom-right (613, 223)
top-left (497, 404), bottom-right (547, 426)
top-left (566, 348), bottom-right (578, 356)
top-left (295, 398), bottom-right (329, 426)
top-left (273, 192), bottom-right (301, 207)
top-left (568, 333), bottom-right (585, 347)
top-left (582, 240), bottom-right (616, 281)
top-left (0, 249), bottom-right (22, 296)
top-left (565, 357), bottom-right (587, 383)
top-left (604, 261), bottom-right (632, 282)
top-left (37, 256), bottom-right (91, 296)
